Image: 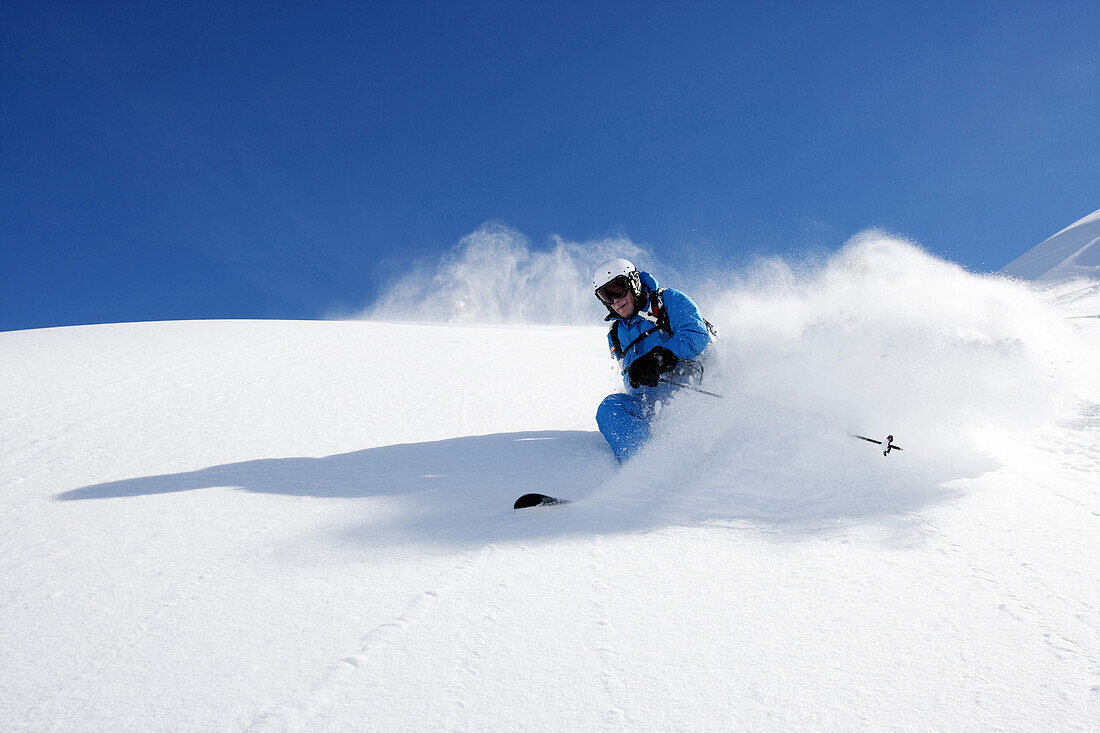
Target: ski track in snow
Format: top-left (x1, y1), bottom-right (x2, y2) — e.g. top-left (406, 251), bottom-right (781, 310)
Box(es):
top-left (245, 544), bottom-right (498, 732)
top-left (589, 534), bottom-right (630, 729)
top-left (916, 508), bottom-right (1100, 697)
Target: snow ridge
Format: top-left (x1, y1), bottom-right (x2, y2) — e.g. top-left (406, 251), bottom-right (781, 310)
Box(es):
top-left (1001, 208), bottom-right (1100, 282)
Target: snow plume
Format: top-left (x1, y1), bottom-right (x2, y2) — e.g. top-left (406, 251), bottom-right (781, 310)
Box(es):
top-left (610, 231), bottom-right (1084, 525)
top-left (362, 222), bottom-right (655, 325)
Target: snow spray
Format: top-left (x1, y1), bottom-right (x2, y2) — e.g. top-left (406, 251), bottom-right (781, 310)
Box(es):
top-left (614, 231), bottom-right (1085, 525)
top-left (361, 222), bottom-right (661, 325)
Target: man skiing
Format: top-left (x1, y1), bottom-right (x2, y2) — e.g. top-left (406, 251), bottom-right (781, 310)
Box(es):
top-left (593, 258), bottom-right (713, 461)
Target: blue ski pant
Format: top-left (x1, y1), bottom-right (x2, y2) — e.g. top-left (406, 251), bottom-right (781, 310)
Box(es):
top-left (595, 385), bottom-right (677, 462)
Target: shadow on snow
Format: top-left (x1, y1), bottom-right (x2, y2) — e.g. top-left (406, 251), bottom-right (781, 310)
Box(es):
top-left (55, 427), bottom-right (997, 547)
top-left (57, 430), bottom-right (607, 501)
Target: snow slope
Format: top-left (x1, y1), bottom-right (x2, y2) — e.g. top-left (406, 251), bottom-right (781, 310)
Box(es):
top-left (1000, 208), bottom-right (1100, 320)
top-left (2, 234), bottom-right (1098, 731)
top-left (1001, 208), bottom-right (1100, 282)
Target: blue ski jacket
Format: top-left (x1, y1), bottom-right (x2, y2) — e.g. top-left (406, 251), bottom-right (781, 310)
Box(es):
top-left (605, 271), bottom-right (712, 391)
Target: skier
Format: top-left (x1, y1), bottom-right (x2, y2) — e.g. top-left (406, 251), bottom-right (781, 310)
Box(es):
top-left (593, 258), bottom-right (713, 461)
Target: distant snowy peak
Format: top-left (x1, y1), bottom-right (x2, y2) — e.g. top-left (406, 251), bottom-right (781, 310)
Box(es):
top-left (1001, 208), bottom-right (1100, 282)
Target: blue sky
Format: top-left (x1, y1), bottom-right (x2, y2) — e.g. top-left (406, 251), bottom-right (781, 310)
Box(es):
top-left (2, 0), bottom-right (1098, 331)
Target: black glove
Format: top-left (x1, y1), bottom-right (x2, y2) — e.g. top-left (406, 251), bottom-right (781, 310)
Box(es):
top-left (628, 346), bottom-right (678, 388)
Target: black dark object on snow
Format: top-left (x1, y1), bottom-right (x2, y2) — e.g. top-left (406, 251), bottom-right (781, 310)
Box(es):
top-left (514, 493), bottom-right (569, 509)
top-left (853, 434), bottom-right (903, 456)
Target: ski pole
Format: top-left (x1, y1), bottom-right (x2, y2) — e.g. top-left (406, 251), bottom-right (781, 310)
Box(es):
top-left (659, 381), bottom-right (903, 456)
top-left (659, 377), bottom-right (726, 399)
top-left (852, 434), bottom-right (903, 455)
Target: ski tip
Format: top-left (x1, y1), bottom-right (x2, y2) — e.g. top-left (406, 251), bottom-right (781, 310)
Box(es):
top-left (514, 493), bottom-right (568, 510)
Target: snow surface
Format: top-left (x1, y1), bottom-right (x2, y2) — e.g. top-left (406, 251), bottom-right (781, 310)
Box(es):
top-left (1000, 208), bottom-right (1100, 322)
top-left (2, 234), bottom-right (1099, 731)
top-left (1001, 208), bottom-right (1100, 283)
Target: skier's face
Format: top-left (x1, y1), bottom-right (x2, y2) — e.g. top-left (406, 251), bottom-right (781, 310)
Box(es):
top-left (610, 289), bottom-right (636, 318)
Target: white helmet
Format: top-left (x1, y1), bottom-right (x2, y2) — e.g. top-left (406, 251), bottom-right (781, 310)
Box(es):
top-left (592, 258), bottom-right (642, 307)
top-left (592, 258), bottom-right (636, 291)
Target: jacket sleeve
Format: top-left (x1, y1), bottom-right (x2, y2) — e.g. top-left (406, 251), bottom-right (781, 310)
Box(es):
top-left (657, 288), bottom-right (711, 361)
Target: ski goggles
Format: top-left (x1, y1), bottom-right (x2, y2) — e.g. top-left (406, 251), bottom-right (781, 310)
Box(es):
top-left (596, 276), bottom-right (631, 305)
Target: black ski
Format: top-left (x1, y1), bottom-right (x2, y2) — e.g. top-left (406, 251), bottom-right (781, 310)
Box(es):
top-left (514, 493), bottom-right (569, 509)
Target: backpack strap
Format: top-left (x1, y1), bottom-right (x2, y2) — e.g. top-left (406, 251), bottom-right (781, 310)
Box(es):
top-left (618, 325), bottom-right (661, 358)
top-left (655, 287), bottom-right (719, 339)
top-left (608, 288), bottom-right (718, 360)
top-left (650, 289), bottom-right (671, 334)
top-left (608, 320), bottom-right (623, 359)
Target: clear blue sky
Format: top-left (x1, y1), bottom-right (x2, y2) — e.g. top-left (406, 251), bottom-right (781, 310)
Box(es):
top-left (2, 0), bottom-right (1098, 331)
